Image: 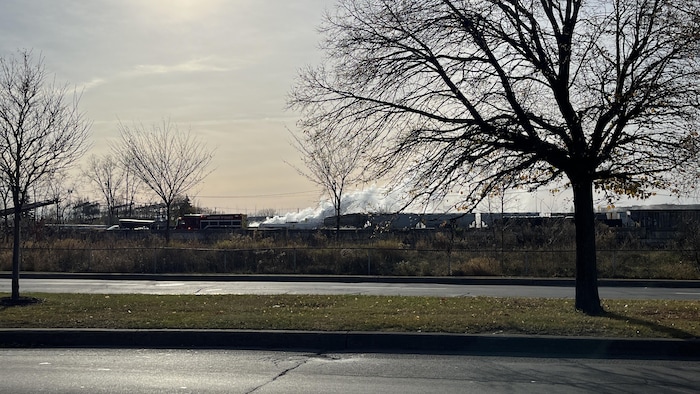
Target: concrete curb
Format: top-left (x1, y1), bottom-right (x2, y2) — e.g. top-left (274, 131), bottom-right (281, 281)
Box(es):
top-left (1, 329), bottom-right (699, 360)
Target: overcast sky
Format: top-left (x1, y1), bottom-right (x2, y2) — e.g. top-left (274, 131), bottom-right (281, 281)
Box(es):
top-left (0, 0), bottom-right (335, 214)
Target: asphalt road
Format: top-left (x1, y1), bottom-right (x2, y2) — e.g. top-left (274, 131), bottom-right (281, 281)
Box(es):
top-left (2, 348), bottom-right (698, 393)
top-left (2, 278), bottom-right (699, 299)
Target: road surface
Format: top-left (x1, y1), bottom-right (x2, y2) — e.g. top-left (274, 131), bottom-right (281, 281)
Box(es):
top-left (1, 278), bottom-right (698, 299)
top-left (1, 348), bottom-right (698, 393)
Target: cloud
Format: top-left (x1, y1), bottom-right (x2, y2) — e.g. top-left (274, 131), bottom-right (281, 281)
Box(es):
top-left (77, 57), bottom-right (230, 93)
top-left (130, 57), bottom-right (229, 76)
top-left (80, 77), bottom-right (107, 91)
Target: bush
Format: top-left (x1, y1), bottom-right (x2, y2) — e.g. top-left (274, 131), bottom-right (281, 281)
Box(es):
top-left (451, 256), bottom-right (501, 276)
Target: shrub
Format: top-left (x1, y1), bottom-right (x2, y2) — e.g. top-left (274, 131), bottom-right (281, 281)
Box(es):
top-left (451, 256), bottom-right (501, 276)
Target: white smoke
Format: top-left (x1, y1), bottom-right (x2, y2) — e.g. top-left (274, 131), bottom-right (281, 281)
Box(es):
top-left (254, 185), bottom-right (413, 228)
top-left (252, 183), bottom-right (700, 228)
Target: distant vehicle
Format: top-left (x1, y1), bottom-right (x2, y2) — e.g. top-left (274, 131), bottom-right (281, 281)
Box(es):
top-left (176, 214), bottom-right (247, 230)
top-left (117, 218), bottom-right (156, 230)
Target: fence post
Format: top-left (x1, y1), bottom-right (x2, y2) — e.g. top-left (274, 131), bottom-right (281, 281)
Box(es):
top-left (524, 252), bottom-right (529, 276)
top-left (293, 248), bottom-right (297, 273)
top-left (447, 249), bottom-right (452, 276)
top-left (612, 250), bottom-right (616, 277)
top-left (367, 249), bottom-right (371, 275)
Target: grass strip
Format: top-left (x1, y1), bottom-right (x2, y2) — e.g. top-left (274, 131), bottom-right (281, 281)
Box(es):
top-left (1, 293), bottom-right (698, 339)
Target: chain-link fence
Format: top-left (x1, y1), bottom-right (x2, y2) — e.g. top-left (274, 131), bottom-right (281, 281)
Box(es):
top-left (2, 246), bottom-right (698, 279)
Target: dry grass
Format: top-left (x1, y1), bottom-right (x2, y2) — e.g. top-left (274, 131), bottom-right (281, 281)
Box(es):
top-left (1, 228), bottom-right (699, 278)
top-left (1, 293), bottom-right (697, 339)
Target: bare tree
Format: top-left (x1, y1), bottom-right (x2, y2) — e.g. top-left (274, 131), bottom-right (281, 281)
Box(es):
top-left (289, 127), bottom-right (367, 239)
top-left (0, 49), bottom-right (91, 302)
top-left (255, 207), bottom-right (277, 218)
top-left (290, 0), bottom-right (700, 314)
top-left (120, 158), bottom-right (142, 218)
top-left (35, 171), bottom-right (72, 224)
top-left (83, 154), bottom-right (125, 225)
top-left (113, 119), bottom-right (214, 243)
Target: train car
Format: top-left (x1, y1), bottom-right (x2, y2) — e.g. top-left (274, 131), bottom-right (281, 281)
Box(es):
top-left (176, 213), bottom-right (247, 230)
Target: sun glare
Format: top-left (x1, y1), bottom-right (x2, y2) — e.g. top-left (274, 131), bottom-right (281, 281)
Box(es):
top-left (133, 0), bottom-right (224, 23)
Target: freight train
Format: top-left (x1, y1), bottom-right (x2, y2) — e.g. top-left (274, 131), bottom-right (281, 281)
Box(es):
top-left (175, 214), bottom-right (247, 230)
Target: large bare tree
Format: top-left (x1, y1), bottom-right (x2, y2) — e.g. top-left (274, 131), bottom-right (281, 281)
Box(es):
top-left (290, 0), bottom-right (700, 314)
top-left (113, 119), bottom-right (213, 243)
top-left (0, 50), bottom-right (91, 302)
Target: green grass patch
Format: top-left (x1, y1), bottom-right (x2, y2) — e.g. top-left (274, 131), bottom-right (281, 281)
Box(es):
top-left (0, 293), bottom-right (697, 339)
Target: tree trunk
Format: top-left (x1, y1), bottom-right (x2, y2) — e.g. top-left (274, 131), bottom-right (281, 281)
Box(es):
top-left (571, 178), bottom-right (604, 315)
top-left (164, 202), bottom-right (171, 245)
top-left (335, 205), bottom-right (340, 242)
top-left (11, 206), bottom-right (22, 301)
top-left (334, 197), bottom-right (341, 242)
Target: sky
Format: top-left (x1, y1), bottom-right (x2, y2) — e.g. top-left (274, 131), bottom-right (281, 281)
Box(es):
top-left (0, 0), bottom-right (334, 215)
top-left (0, 0), bottom-right (696, 221)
